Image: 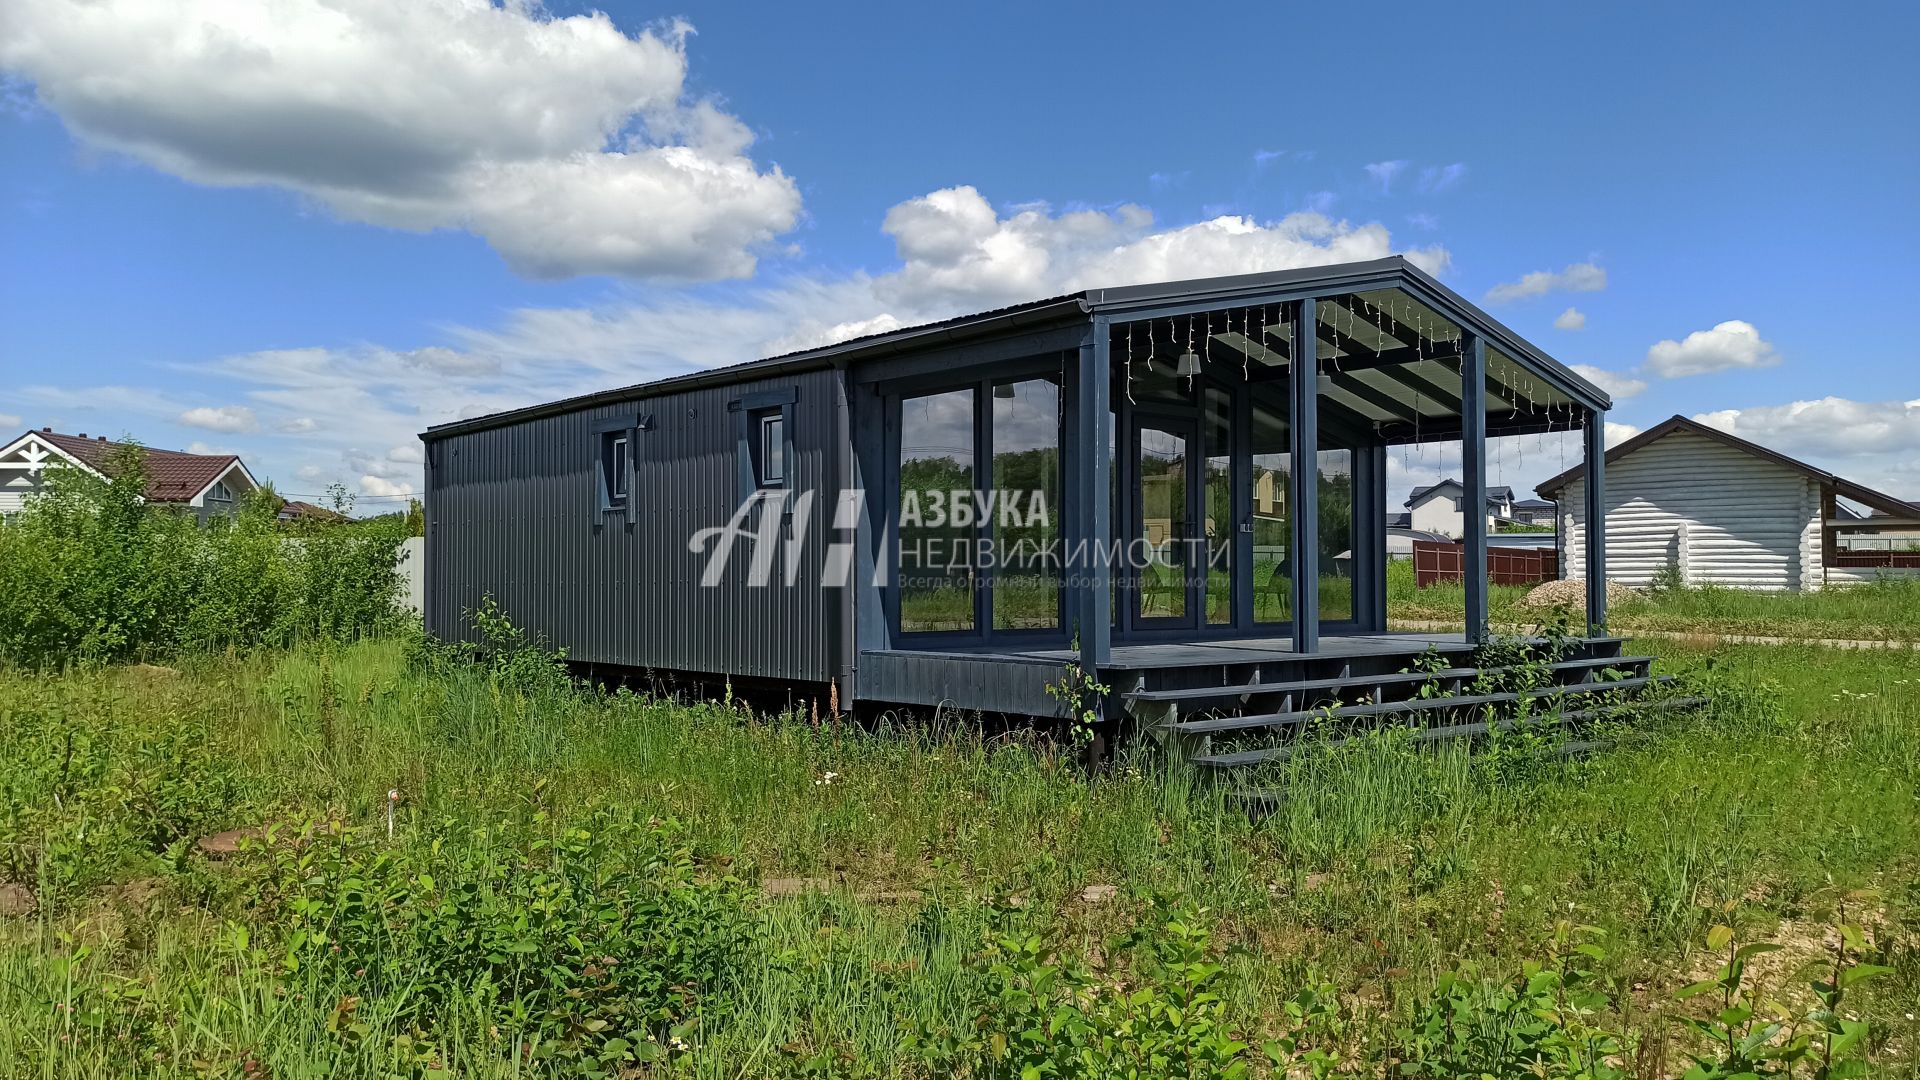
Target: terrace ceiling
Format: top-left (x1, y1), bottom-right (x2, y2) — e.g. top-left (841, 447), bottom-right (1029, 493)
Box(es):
top-left (1104, 284), bottom-right (1587, 445)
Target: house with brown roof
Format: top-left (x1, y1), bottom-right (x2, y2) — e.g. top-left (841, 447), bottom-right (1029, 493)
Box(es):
top-left (1536, 415), bottom-right (1920, 590)
top-left (0, 427), bottom-right (259, 523)
top-left (276, 499), bottom-right (349, 524)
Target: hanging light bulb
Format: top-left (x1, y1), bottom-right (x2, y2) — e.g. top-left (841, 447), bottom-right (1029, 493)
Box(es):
top-left (1175, 314), bottom-right (1201, 379)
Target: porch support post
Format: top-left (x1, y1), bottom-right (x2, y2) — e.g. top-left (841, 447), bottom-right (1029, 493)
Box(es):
top-left (1356, 443), bottom-right (1389, 632)
top-left (1460, 332), bottom-right (1489, 644)
top-left (1289, 298), bottom-right (1319, 654)
top-left (1583, 406), bottom-right (1608, 632)
top-left (1074, 317), bottom-right (1113, 672)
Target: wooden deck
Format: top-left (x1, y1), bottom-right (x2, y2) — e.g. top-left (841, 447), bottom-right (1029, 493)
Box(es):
top-left (856, 631), bottom-right (1695, 777)
top-left (859, 631), bottom-right (1527, 716)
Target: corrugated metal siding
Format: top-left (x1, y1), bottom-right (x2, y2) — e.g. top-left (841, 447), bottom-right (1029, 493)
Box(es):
top-left (424, 369), bottom-right (841, 682)
top-left (1559, 428), bottom-right (1816, 590)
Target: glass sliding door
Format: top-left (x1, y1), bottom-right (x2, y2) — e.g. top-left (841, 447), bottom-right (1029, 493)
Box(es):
top-left (1203, 389), bottom-right (1234, 626)
top-left (1248, 384), bottom-right (1292, 625)
top-left (1316, 447), bottom-right (1355, 626)
top-left (898, 388), bottom-right (976, 633)
top-left (1132, 417), bottom-right (1198, 628)
top-left (990, 378), bottom-right (1060, 630)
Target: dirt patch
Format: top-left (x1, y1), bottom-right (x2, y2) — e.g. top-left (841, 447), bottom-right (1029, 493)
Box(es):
top-left (1079, 883), bottom-right (1119, 904)
top-left (0, 883), bottom-right (35, 918)
top-left (114, 878), bottom-right (168, 909)
top-left (196, 826), bottom-right (267, 859)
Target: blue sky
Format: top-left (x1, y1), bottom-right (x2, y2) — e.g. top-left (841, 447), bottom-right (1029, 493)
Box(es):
top-left (3, 0), bottom-right (1917, 506)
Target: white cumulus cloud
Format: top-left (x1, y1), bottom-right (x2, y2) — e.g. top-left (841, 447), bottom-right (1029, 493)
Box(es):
top-left (1604, 421), bottom-right (1640, 448)
top-left (1554, 307), bottom-right (1587, 330)
top-left (1693, 397), bottom-right (1920, 457)
top-left (1692, 397), bottom-right (1920, 498)
top-left (1570, 364), bottom-right (1645, 401)
top-left (34, 185), bottom-right (1451, 498)
top-left (0, 0), bottom-right (800, 280)
top-left (178, 404), bottom-right (258, 433)
top-left (875, 185), bottom-right (1448, 313)
top-left (1484, 262), bottom-right (1607, 304)
top-left (1645, 320), bottom-right (1779, 378)
top-left (359, 475), bottom-right (414, 498)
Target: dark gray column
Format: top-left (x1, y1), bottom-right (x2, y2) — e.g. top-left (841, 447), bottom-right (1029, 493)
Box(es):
top-left (1460, 332), bottom-right (1489, 643)
top-left (1289, 298), bottom-right (1319, 654)
top-left (1584, 407), bottom-right (1608, 632)
top-left (1356, 443), bottom-right (1389, 632)
top-left (1075, 318), bottom-right (1113, 670)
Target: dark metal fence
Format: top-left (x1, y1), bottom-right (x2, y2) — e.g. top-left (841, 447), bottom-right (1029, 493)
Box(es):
top-left (1832, 550), bottom-right (1920, 569)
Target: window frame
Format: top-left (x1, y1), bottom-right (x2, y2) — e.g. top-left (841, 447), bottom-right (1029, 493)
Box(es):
top-left (590, 415), bottom-right (643, 522)
top-left (877, 357), bottom-right (1066, 645)
top-left (757, 411), bottom-right (786, 487)
top-left (729, 387), bottom-right (797, 503)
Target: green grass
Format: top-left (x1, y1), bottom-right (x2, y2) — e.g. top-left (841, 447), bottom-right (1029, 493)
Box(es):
top-left (1386, 558), bottom-right (1920, 642)
top-left (2, 638), bottom-right (1918, 1076)
top-left (1612, 576), bottom-right (1920, 640)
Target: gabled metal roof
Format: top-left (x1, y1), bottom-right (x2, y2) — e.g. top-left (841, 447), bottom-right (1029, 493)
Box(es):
top-left (1536, 414), bottom-right (1920, 519)
top-left (422, 256), bottom-right (1603, 441)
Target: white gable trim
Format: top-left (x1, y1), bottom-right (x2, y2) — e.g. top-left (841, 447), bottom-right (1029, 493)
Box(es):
top-left (0, 432), bottom-right (108, 480)
top-left (186, 459), bottom-right (259, 507)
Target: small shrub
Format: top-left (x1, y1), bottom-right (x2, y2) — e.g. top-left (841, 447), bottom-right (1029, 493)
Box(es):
top-left (0, 680), bottom-right (251, 904)
top-left (1397, 922), bottom-right (1631, 1079)
top-left (912, 907), bottom-right (1253, 1079)
top-left (250, 809), bottom-right (756, 1073)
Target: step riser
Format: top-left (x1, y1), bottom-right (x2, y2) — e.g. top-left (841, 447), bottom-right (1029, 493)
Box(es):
top-left (1128, 656), bottom-right (1656, 714)
top-left (1191, 695), bottom-right (1709, 769)
top-left (1132, 638), bottom-right (1628, 695)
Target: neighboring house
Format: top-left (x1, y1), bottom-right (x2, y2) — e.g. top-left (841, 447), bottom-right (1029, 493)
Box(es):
top-left (277, 499), bottom-right (349, 524)
top-left (1835, 506), bottom-right (1920, 552)
top-left (0, 428), bottom-right (259, 523)
top-left (1510, 497), bottom-right (1557, 526)
top-left (1404, 480), bottom-right (1515, 538)
top-left (1536, 414), bottom-right (1920, 590)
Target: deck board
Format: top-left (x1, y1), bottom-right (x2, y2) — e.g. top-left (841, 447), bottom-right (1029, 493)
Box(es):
top-left (855, 632), bottom-right (1633, 715)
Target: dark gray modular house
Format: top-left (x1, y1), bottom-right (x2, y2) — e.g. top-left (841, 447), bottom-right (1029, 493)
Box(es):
top-left (421, 257), bottom-right (1656, 765)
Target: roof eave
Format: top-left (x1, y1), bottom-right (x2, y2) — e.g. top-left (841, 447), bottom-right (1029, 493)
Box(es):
top-left (421, 295), bottom-right (1091, 441)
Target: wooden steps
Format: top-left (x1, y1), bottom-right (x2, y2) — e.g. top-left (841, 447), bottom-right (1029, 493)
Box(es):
top-left (1127, 654), bottom-right (1655, 709)
top-left (1172, 674), bottom-right (1676, 740)
top-left (1190, 693), bottom-right (1706, 769)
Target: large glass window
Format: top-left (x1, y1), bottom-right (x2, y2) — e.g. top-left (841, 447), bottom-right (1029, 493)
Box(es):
top-left (1317, 448), bottom-right (1354, 624)
top-left (1204, 389), bottom-right (1234, 625)
top-left (899, 388), bottom-right (976, 633)
top-left (1249, 386), bottom-right (1291, 623)
top-left (1136, 424), bottom-right (1190, 622)
top-left (991, 379), bottom-right (1060, 630)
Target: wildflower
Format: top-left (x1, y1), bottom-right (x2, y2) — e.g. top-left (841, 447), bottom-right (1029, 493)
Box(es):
top-left (814, 771), bottom-right (840, 786)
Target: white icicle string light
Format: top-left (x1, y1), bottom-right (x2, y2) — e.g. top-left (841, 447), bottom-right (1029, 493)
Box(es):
top-left (1125, 321), bottom-right (1137, 405)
